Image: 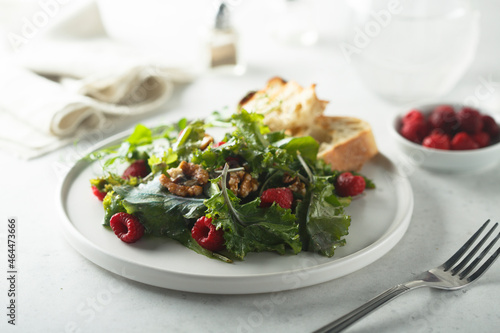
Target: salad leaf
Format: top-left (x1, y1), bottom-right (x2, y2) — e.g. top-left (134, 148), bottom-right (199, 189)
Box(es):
top-left (299, 177), bottom-right (351, 257)
top-left (177, 118), bottom-right (188, 131)
top-left (90, 110), bottom-right (373, 262)
top-left (232, 109), bottom-right (270, 148)
top-left (205, 190), bottom-right (301, 260)
top-left (148, 148), bottom-right (178, 174)
top-left (111, 177), bottom-right (227, 261)
top-left (126, 124), bottom-right (152, 146)
top-left (264, 130), bottom-right (287, 144)
top-left (172, 120), bottom-right (206, 159)
top-left (103, 192), bottom-right (126, 226)
top-left (204, 167), bottom-right (301, 260)
top-left (113, 177), bottom-right (205, 235)
top-left (274, 136), bottom-right (319, 163)
top-left (85, 123), bottom-right (179, 172)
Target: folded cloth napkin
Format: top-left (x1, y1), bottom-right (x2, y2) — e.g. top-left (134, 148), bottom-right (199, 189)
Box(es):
top-left (0, 1), bottom-right (193, 159)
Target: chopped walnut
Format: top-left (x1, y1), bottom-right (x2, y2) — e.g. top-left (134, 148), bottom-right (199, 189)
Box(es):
top-left (239, 172), bottom-right (259, 198)
top-left (283, 173), bottom-right (306, 196)
top-left (167, 166), bottom-right (184, 180)
top-left (200, 134), bottom-right (214, 150)
top-left (227, 170), bottom-right (244, 193)
top-left (159, 161), bottom-right (209, 197)
top-left (226, 170), bottom-right (259, 198)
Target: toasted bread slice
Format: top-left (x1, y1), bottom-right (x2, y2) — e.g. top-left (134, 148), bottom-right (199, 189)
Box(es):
top-left (238, 77), bottom-right (328, 135)
top-left (239, 77), bottom-right (378, 171)
top-left (308, 116), bottom-right (378, 171)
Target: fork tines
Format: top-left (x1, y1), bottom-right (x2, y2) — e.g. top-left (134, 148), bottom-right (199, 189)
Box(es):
top-left (441, 219), bottom-right (500, 282)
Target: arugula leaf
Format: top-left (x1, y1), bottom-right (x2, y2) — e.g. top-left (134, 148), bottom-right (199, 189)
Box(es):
top-left (172, 120), bottom-right (206, 160)
top-left (274, 136), bottom-right (319, 163)
top-left (299, 177), bottom-right (351, 257)
top-left (264, 130), bottom-right (287, 144)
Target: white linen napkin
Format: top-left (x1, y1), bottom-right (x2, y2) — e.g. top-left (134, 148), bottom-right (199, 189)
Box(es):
top-left (0, 1), bottom-right (193, 159)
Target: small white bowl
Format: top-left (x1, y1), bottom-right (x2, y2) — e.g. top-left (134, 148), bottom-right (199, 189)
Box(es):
top-left (390, 104), bottom-right (500, 172)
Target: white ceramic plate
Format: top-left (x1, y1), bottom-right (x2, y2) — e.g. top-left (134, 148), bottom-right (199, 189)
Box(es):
top-left (57, 132), bottom-right (413, 294)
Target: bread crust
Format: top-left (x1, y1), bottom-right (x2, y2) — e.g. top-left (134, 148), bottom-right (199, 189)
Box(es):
top-left (312, 116), bottom-right (378, 171)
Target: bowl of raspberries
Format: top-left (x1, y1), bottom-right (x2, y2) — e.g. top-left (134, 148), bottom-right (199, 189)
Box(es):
top-left (391, 104), bottom-right (500, 172)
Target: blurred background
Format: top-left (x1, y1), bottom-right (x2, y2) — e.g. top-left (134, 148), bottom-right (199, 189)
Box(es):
top-left (1, 0), bottom-right (500, 158)
top-left (2, 0), bottom-right (499, 102)
top-left (0, 0), bottom-right (349, 66)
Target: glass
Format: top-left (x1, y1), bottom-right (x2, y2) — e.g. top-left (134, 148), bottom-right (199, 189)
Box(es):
top-left (343, 0), bottom-right (480, 104)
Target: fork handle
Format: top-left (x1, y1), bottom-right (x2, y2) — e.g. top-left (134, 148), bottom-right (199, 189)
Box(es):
top-left (313, 284), bottom-right (412, 333)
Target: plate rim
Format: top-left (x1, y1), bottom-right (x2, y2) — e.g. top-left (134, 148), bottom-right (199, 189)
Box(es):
top-left (56, 129), bottom-right (414, 294)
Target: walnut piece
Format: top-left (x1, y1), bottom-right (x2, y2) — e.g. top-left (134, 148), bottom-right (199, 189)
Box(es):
top-left (283, 173), bottom-right (306, 196)
top-left (159, 161), bottom-right (209, 197)
top-left (227, 170), bottom-right (259, 198)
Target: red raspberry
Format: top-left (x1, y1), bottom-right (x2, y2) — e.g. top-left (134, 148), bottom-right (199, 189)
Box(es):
top-left (91, 185), bottom-right (107, 201)
top-left (457, 107), bottom-right (483, 134)
top-left (402, 109), bottom-right (425, 124)
top-left (482, 115), bottom-right (500, 138)
top-left (191, 216), bottom-right (225, 252)
top-left (428, 105), bottom-right (458, 134)
top-left (400, 120), bottom-right (428, 143)
top-left (472, 132), bottom-right (490, 148)
top-left (213, 141), bottom-right (226, 148)
top-left (109, 212), bottom-right (145, 243)
top-left (335, 172), bottom-right (366, 197)
top-left (451, 132), bottom-right (479, 150)
top-left (422, 130), bottom-right (451, 150)
top-left (260, 187), bottom-right (294, 209)
top-left (122, 159), bottom-right (150, 179)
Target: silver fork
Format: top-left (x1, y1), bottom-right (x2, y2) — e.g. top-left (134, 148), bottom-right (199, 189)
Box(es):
top-left (314, 220), bottom-right (500, 333)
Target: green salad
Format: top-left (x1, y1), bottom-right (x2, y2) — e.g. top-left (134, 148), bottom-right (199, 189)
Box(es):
top-left (87, 111), bottom-right (374, 263)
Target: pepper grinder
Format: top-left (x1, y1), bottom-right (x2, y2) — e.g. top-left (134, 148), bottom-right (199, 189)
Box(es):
top-left (204, 1), bottom-right (246, 75)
